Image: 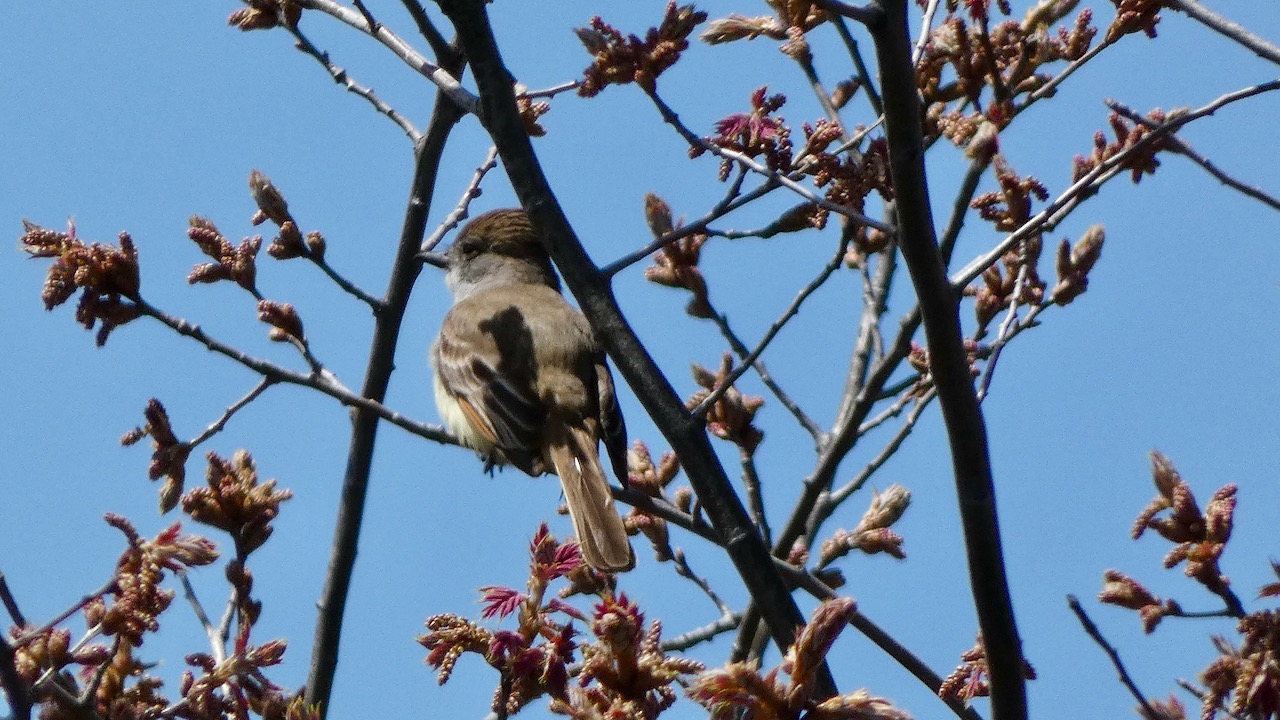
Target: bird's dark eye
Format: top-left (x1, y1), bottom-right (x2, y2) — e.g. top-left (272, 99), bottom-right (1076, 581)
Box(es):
top-left (457, 236), bottom-right (484, 257)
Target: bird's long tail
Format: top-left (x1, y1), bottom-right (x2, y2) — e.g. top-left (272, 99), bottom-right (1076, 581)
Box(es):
top-left (544, 422), bottom-right (635, 572)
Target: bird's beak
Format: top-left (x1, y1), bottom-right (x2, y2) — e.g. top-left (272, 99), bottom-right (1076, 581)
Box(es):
top-left (419, 250), bottom-right (449, 269)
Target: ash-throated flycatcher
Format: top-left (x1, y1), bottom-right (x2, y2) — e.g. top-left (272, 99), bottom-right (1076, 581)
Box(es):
top-left (426, 209), bottom-right (635, 572)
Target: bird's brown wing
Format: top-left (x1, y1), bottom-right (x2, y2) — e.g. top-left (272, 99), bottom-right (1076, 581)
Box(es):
top-left (435, 302), bottom-right (547, 476)
top-left (595, 359), bottom-right (630, 485)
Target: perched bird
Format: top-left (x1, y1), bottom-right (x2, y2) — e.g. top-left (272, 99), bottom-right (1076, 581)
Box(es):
top-left (426, 209), bottom-right (635, 572)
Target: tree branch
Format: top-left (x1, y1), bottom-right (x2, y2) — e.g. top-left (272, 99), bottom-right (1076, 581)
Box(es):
top-left (1067, 595), bottom-right (1159, 719)
top-left (304, 48), bottom-right (467, 716)
top-left (1165, 0), bottom-right (1280, 66)
top-left (869, 2), bottom-right (1026, 718)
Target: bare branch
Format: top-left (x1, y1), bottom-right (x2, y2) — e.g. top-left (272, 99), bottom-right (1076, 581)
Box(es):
top-left (298, 0), bottom-right (478, 114)
top-left (178, 570), bottom-right (227, 665)
top-left (286, 21), bottom-right (421, 141)
top-left (134, 299), bottom-right (453, 445)
top-left (306, 65), bottom-right (468, 714)
top-left (709, 308), bottom-right (825, 441)
top-left (419, 146), bottom-right (500, 256)
top-left (694, 234), bottom-right (851, 424)
top-left (1165, 0), bottom-right (1280, 66)
top-left (660, 611), bottom-right (742, 652)
top-left (187, 379), bottom-right (276, 449)
top-left (1068, 595), bottom-right (1160, 719)
top-left (828, 387), bottom-right (937, 509)
top-left (813, 0), bottom-right (883, 26)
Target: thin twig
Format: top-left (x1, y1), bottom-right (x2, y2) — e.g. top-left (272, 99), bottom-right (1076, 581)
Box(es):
top-left (178, 571), bottom-right (227, 665)
top-left (603, 169), bottom-right (771, 277)
top-left (188, 378), bottom-right (276, 449)
top-left (0, 573), bottom-right (28, 625)
top-left (976, 252), bottom-right (1031, 401)
top-left (1107, 100), bottom-right (1280, 213)
top-left (283, 15), bottom-right (421, 141)
top-left (520, 80), bottom-right (580, 99)
top-left (1165, 0), bottom-right (1280, 66)
top-left (396, 0), bottom-right (456, 65)
top-left (1067, 595), bottom-right (1160, 719)
top-left (13, 580), bottom-right (116, 647)
top-left (710, 308), bottom-right (825, 441)
top-left (672, 548), bottom-right (734, 616)
top-left (660, 612), bottom-right (742, 652)
top-left (134, 299), bottom-right (455, 446)
top-left (740, 450), bottom-right (772, 547)
top-left (828, 387), bottom-right (937, 509)
top-left (832, 16), bottom-right (884, 116)
top-left (419, 146), bottom-right (500, 256)
top-left (297, 0), bottom-right (478, 114)
top-left (913, 0), bottom-right (942, 67)
top-left (694, 234), bottom-right (852, 420)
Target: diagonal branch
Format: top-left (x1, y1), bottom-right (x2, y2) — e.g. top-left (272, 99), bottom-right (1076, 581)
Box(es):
top-left (1068, 595), bottom-right (1160, 719)
top-left (298, 0), bottom-right (477, 113)
top-left (303, 49), bottom-right (468, 716)
top-left (1165, 0), bottom-right (1280, 66)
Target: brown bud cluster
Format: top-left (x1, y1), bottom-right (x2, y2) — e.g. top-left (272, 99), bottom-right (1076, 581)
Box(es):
top-left (121, 398), bottom-right (192, 513)
top-left (182, 450), bottom-right (292, 555)
top-left (1052, 224), bottom-right (1104, 305)
top-left (248, 170), bottom-right (326, 261)
top-left (971, 155), bottom-right (1049, 232)
top-left (939, 634), bottom-right (1037, 704)
top-left (625, 440), bottom-right (682, 561)
top-left (688, 354), bottom-right (766, 455)
top-left (820, 484), bottom-right (912, 566)
top-left (1105, 0), bottom-right (1161, 44)
top-left (257, 300), bottom-right (306, 345)
top-left (918, 5), bottom-right (1096, 139)
top-left (101, 514), bottom-right (219, 646)
top-left (1200, 611), bottom-right (1280, 720)
top-left (1072, 110), bottom-right (1172, 184)
top-left (970, 235), bottom-right (1046, 330)
top-left (576, 3), bottom-right (707, 97)
top-left (643, 194), bottom-right (714, 319)
top-left (1132, 451), bottom-right (1237, 598)
top-left (186, 216), bottom-right (262, 293)
top-left (515, 90), bottom-right (551, 137)
top-left (690, 598), bottom-right (911, 720)
top-left (20, 220), bottom-right (143, 346)
top-left (1098, 569), bottom-right (1181, 633)
top-left (698, 89), bottom-right (893, 254)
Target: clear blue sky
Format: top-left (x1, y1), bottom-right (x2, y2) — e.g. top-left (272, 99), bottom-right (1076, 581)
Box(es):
top-left (3, 2), bottom-right (1279, 719)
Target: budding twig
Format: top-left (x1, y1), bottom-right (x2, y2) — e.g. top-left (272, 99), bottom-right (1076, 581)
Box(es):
top-left (285, 18), bottom-right (421, 141)
top-left (419, 146), bottom-right (500, 256)
top-left (954, 79), bottom-right (1280, 291)
top-left (1067, 595), bottom-right (1160, 720)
